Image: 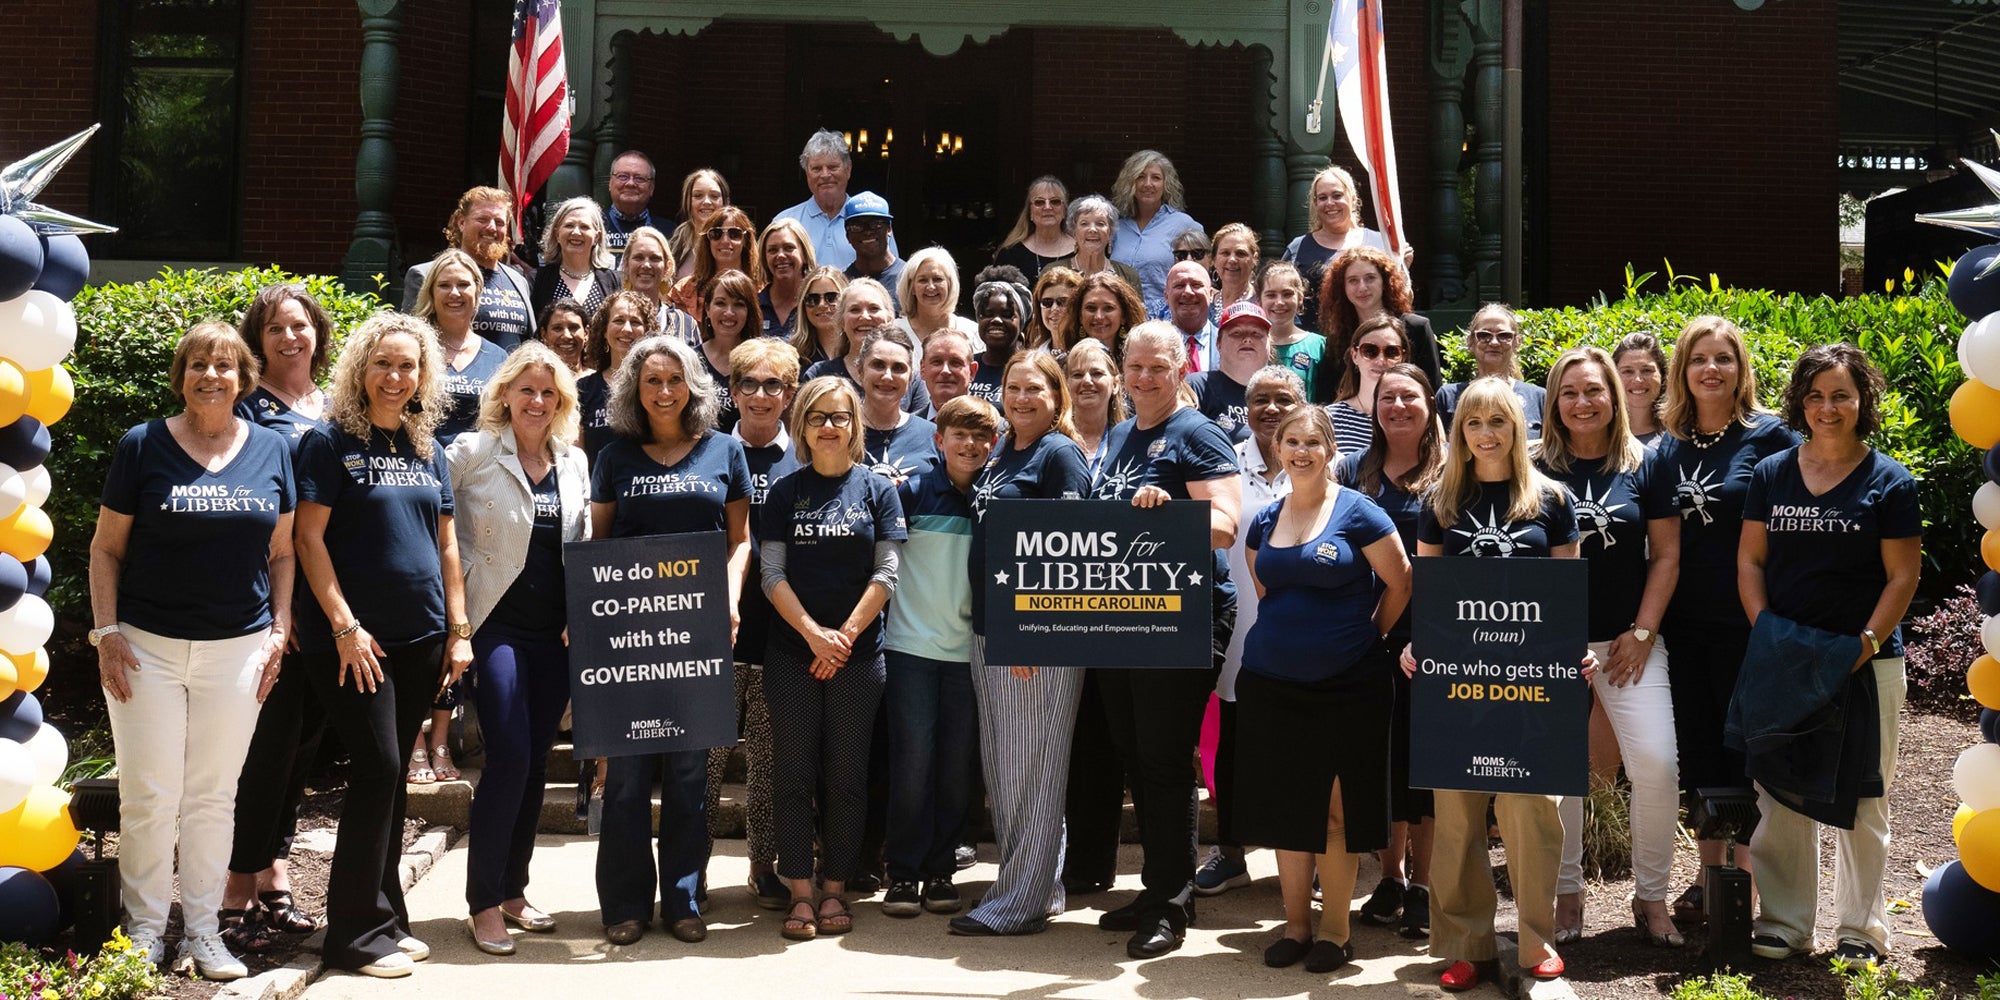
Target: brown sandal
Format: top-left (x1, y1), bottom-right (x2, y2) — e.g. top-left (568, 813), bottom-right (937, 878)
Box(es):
top-left (816, 895), bottom-right (852, 936)
top-left (781, 897), bottom-right (817, 941)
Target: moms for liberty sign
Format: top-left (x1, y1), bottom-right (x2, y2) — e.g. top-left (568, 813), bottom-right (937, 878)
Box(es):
top-left (982, 499), bottom-right (1212, 668)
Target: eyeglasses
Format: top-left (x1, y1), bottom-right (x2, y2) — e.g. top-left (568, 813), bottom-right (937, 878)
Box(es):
top-left (1171, 249), bottom-right (1208, 261)
top-left (1031, 198), bottom-right (1064, 208)
top-left (1039, 297), bottom-right (1071, 310)
top-left (804, 411), bottom-right (854, 428)
top-left (803, 291), bottom-right (840, 308)
top-left (735, 378), bottom-right (789, 397)
top-left (1356, 343), bottom-right (1405, 360)
top-left (706, 226), bottom-right (749, 242)
top-left (611, 172), bottom-right (653, 184)
top-left (1471, 329), bottom-right (1517, 345)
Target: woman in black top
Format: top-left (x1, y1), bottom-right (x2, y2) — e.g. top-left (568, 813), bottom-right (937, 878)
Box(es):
top-left (995, 176), bottom-right (1076, 283)
top-left (530, 197), bottom-right (619, 320)
top-left (1311, 246), bottom-right (1441, 401)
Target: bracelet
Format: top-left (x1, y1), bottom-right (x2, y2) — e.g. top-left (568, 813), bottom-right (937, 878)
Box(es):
top-left (1863, 628), bottom-right (1881, 657)
top-left (332, 622), bottom-right (362, 641)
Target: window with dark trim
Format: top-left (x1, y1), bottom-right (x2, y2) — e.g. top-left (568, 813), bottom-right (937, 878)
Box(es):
top-left (93, 0), bottom-right (248, 259)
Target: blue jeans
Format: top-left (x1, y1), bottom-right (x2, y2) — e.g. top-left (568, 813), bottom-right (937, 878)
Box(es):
top-left (465, 630), bottom-right (569, 912)
top-left (596, 749), bottom-right (708, 924)
top-left (884, 651), bottom-right (977, 882)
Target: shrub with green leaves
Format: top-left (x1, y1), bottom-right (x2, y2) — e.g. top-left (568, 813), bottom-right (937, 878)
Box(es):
top-left (0, 929), bottom-right (161, 1000)
top-left (50, 267), bottom-right (384, 622)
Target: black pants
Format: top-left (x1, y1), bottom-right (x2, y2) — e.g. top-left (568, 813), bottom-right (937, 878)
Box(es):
top-left (1663, 616), bottom-right (1751, 801)
top-left (763, 641), bottom-right (885, 882)
top-left (230, 651), bottom-right (327, 873)
top-left (304, 638), bottom-right (444, 970)
top-left (1064, 669), bottom-right (1126, 886)
top-left (1095, 664), bottom-right (1214, 923)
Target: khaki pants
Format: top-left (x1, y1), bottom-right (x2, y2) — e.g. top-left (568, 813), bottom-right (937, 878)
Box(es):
top-left (1431, 789), bottom-right (1563, 966)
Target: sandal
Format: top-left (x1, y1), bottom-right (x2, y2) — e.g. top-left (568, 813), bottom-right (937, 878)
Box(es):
top-left (408, 747), bottom-right (436, 785)
top-left (1673, 884), bottom-right (1706, 925)
top-left (258, 890), bottom-right (320, 934)
top-left (781, 897), bottom-right (817, 941)
top-left (816, 895), bottom-right (853, 936)
top-left (219, 907), bottom-right (276, 952)
top-left (430, 744), bottom-right (460, 781)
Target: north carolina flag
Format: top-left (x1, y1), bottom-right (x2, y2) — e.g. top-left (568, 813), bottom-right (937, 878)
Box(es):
top-left (500, 0), bottom-right (570, 241)
top-left (1330, 0), bottom-right (1407, 256)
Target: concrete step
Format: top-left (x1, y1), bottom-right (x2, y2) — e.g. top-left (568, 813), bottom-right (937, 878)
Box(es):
top-left (543, 742), bottom-right (747, 784)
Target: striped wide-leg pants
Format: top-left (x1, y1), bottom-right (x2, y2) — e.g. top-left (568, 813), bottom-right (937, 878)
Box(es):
top-left (965, 635), bottom-right (1083, 933)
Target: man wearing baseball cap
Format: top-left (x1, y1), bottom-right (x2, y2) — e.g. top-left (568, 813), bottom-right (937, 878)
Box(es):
top-left (774, 129), bottom-right (900, 270)
top-left (1184, 300), bottom-right (1274, 444)
top-left (843, 191), bottom-right (906, 304)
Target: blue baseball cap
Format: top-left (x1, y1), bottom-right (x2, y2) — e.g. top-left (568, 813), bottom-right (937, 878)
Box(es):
top-left (843, 191), bottom-right (893, 222)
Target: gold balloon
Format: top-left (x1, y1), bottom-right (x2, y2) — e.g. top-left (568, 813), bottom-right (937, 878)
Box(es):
top-left (0, 361), bottom-right (28, 428)
top-left (1958, 803), bottom-right (1979, 842)
top-left (1953, 379), bottom-right (2000, 449)
top-left (22, 365), bottom-right (71, 426)
top-left (0, 784), bottom-right (78, 871)
top-left (1960, 808), bottom-right (2000, 893)
top-left (0, 505), bottom-right (51, 562)
top-left (1974, 655), bottom-right (2000, 711)
top-left (6, 646), bottom-right (45, 694)
top-left (0, 652), bottom-right (13, 698)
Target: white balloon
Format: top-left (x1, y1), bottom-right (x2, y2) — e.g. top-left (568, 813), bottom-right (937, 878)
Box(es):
top-left (0, 737), bottom-right (32, 813)
top-left (0, 595), bottom-right (53, 656)
top-left (1963, 322), bottom-right (1976, 376)
top-left (1968, 315), bottom-right (2000, 387)
top-left (0, 291), bottom-right (75, 371)
top-left (0, 463), bottom-right (24, 522)
top-left (19, 465), bottom-right (46, 508)
top-left (1979, 483), bottom-right (2000, 531)
top-left (22, 724), bottom-right (64, 785)
top-left (1957, 744), bottom-right (2000, 811)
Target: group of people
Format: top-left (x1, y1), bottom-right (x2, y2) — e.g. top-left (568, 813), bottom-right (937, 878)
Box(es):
top-left (87, 131), bottom-right (1920, 993)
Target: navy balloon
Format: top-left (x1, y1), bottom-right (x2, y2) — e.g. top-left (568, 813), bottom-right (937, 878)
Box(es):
top-left (1954, 246), bottom-right (2000, 323)
top-left (0, 417), bottom-right (50, 471)
top-left (0, 690), bottom-right (40, 742)
top-left (1980, 572), bottom-right (2000, 616)
top-left (37, 849), bottom-right (84, 932)
top-left (1984, 708), bottom-right (2000, 745)
top-left (0, 555), bottom-right (28, 614)
top-left (0, 217), bottom-right (42, 302)
top-left (0, 867), bottom-right (60, 945)
top-left (25, 556), bottom-right (49, 598)
top-left (31, 235), bottom-right (88, 301)
top-left (1924, 860), bottom-right (2000, 960)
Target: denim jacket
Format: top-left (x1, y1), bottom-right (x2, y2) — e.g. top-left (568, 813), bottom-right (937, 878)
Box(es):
top-left (1724, 610), bottom-right (1881, 829)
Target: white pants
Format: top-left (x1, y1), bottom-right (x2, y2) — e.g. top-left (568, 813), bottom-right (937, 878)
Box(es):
top-left (1559, 638), bottom-right (1679, 900)
top-left (1751, 657), bottom-right (1905, 954)
top-left (105, 623), bottom-right (268, 939)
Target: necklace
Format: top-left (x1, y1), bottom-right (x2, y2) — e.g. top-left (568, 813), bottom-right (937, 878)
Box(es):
top-left (1688, 424), bottom-right (1730, 449)
top-left (373, 424), bottom-right (400, 455)
top-left (561, 266), bottom-right (592, 280)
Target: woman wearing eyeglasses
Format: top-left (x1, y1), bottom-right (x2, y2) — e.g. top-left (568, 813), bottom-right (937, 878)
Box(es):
top-left (788, 267), bottom-right (851, 367)
top-left (1436, 303), bottom-right (1545, 441)
top-left (1028, 267), bottom-right (1082, 351)
top-left (995, 177), bottom-right (1076, 285)
top-left (671, 207), bottom-right (761, 318)
top-left (1327, 316), bottom-right (1411, 456)
top-left (1313, 246), bottom-right (1440, 404)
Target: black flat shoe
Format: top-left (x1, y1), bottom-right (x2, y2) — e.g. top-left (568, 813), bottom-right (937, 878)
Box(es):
top-left (949, 915), bottom-right (1001, 936)
top-left (1126, 916), bottom-right (1182, 959)
top-left (1304, 939), bottom-right (1354, 973)
top-left (604, 919), bottom-right (645, 945)
top-left (1264, 936), bottom-right (1311, 968)
top-left (1098, 899), bottom-right (1143, 932)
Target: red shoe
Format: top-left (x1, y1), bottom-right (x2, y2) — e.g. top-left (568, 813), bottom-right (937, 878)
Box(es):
top-left (1440, 960), bottom-right (1497, 992)
top-left (1526, 954), bottom-right (1566, 980)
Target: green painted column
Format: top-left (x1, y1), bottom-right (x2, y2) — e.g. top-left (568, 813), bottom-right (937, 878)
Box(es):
top-left (1468, 0), bottom-right (1503, 304)
top-left (1426, 0), bottom-right (1472, 310)
top-left (342, 0), bottom-right (402, 291)
top-left (1249, 44), bottom-right (1287, 260)
top-left (592, 31), bottom-right (634, 206)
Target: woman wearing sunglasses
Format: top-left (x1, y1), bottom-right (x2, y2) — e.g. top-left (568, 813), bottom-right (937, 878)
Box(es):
top-left (788, 267), bottom-right (851, 367)
top-left (994, 177), bottom-right (1076, 285)
top-left (1327, 316), bottom-right (1412, 456)
top-left (671, 207), bottom-right (761, 318)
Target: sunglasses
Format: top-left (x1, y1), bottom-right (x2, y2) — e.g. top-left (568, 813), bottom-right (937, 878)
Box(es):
top-left (1039, 297), bottom-right (1071, 310)
top-left (805, 411), bottom-right (854, 428)
top-left (706, 226), bottom-right (749, 242)
top-left (1171, 249), bottom-right (1208, 261)
top-left (1356, 343), bottom-right (1405, 360)
top-left (734, 378), bottom-right (789, 397)
top-left (803, 291), bottom-right (840, 307)
top-left (1472, 329), bottom-right (1517, 345)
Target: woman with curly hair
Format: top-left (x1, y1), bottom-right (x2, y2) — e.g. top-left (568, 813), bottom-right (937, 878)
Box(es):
top-left (578, 289), bottom-right (661, 463)
top-left (1312, 245), bottom-right (1439, 403)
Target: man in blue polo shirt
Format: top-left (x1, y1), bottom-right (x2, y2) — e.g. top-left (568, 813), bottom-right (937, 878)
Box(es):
top-left (774, 130), bottom-right (899, 271)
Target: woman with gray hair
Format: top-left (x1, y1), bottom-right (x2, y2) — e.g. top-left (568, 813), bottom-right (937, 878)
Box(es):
top-left (1109, 151), bottom-right (1203, 313)
top-left (589, 335), bottom-right (753, 947)
top-left (1054, 195), bottom-right (1142, 291)
top-left (967, 269), bottom-right (1032, 405)
top-left (531, 196), bottom-right (619, 319)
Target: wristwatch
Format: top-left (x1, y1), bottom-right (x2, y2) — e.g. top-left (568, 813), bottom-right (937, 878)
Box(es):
top-left (87, 624), bottom-right (120, 647)
top-left (1630, 625), bottom-right (1655, 643)
top-left (449, 621), bottom-right (473, 639)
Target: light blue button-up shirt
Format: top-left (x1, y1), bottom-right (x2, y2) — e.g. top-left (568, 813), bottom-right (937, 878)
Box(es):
top-left (774, 191), bottom-right (900, 272)
top-left (1112, 204), bottom-right (1203, 314)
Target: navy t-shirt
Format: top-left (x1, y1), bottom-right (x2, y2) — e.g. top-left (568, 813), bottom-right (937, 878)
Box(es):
top-left (1654, 413), bottom-right (1799, 627)
top-left (968, 432), bottom-right (1091, 635)
top-left (701, 348), bottom-right (739, 433)
top-left (577, 371), bottom-right (615, 466)
top-left (736, 430), bottom-right (803, 664)
top-left (968, 362), bottom-right (1004, 405)
top-left (864, 414), bottom-right (939, 487)
top-left (1537, 451), bottom-right (1677, 641)
top-left (484, 466), bottom-right (566, 638)
top-left (590, 433), bottom-right (751, 538)
top-left (475, 267), bottom-right (533, 349)
top-left (1186, 370), bottom-right (1251, 443)
top-left (802, 356), bottom-right (932, 415)
top-left (295, 423), bottom-right (455, 652)
top-left (1243, 488), bottom-right (1397, 682)
top-left (1437, 378), bottom-right (1548, 441)
top-left (760, 465), bottom-right (908, 657)
top-left (237, 387), bottom-right (326, 449)
top-left (1337, 450), bottom-right (1425, 642)
top-left (1743, 448), bottom-right (1922, 655)
top-left (102, 420), bottom-right (295, 640)
top-left (1094, 406), bottom-right (1242, 614)
top-left (438, 338), bottom-right (510, 445)
top-left (1419, 479), bottom-right (1578, 557)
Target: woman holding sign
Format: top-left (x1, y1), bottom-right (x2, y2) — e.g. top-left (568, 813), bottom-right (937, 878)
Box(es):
top-left (1410, 376), bottom-right (1579, 992)
top-left (1533, 347), bottom-right (1683, 948)
top-left (1090, 321), bottom-right (1242, 960)
top-left (761, 377), bottom-right (907, 941)
top-left (1738, 344), bottom-right (1919, 969)
top-left (590, 336), bottom-right (752, 946)
top-left (1236, 405), bottom-right (1412, 973)
top-left (446, 343), bottom-right (589, 955)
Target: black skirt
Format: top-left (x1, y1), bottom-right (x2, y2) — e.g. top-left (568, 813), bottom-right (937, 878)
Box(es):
top-left (1229, 651), bottom-right (1394, 855)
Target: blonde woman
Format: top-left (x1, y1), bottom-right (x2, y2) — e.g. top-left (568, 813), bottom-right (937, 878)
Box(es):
top-left (531, 196), bottom-right (619, 318)
top-left (618, 225), bottom-right (702, 347)
top-left (759, 217), bottom-right (816, 340)
top-left (1280, 165), bottom-right (1407, 335)
top-left (789, 266), bottom-right (851, 366)
top-left (1109, 150), bottom-right (1202, 311)
top-left (894, 246), bottom-right (979, 344)
top-left (1435, 303), bottom-right (1544, 439)
top-left (995, 176), bottom-right (1076, 283)
top-left (668, 168), bottom-right (730, 278)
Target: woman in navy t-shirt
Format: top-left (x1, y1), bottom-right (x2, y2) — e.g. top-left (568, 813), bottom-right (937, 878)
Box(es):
top-left (1533, 347), bottom-right (1683, 949)
top-left (1411, 377), bottom-right (1581, 993)
top-left (578, 290), bottom-right (662, 464)
top-left (1652, 315), bottom-right (1798, 915)
top-left (802, 278), bottom-right (931, 415)
top-left (760, 377), bottom-right (906, 941)
top-left (1236, 406), bottom-right (1411, 974)
top-left (697, 269), bottom-right (762, 433)
top-left (90, 322), bottom-right (297, 977)
top-left (1088, 322), bottom-right (1242, 959)
top-left (856, 328), bottom-right (937, 487)
top-left (1738, 344), bottom-right (1920, 968)
top-left (414, 249), bottom-right (510, 448)
top-left (590, 336), bottom-right (752, 946)
top-left (1435, 304), bottom-right (1546, 441)
top-left (293, 312), bottom-right (471, 977)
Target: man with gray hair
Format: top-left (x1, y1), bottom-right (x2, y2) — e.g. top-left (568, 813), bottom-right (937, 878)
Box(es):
top-left (919, 326), bottom-right (981, 418)
top-left (775, 129), bottom-right (899, 270)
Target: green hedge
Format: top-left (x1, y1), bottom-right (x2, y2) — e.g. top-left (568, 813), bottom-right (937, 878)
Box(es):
top-left (1442, 262), bottom-right (1977, 593)
top-left (49, 267), bottom-right (385, 622)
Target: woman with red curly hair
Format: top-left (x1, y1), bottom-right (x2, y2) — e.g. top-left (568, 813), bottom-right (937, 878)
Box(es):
top-left (1312, 246), bottom-right (1440, 404)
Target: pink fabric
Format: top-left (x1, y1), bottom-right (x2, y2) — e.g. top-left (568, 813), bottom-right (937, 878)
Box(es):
top-left (1198, 692), bottom-right (1222, 796)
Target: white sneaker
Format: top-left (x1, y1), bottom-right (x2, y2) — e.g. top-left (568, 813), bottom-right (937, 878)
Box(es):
top-left (356, 952), bottom-right (415, 978)
top-left (126, 932), bottom-right (166, 967)
top-left (396, 936), bottom-right (430, 961)
top-left (176, 934), bottom-right (248, 981)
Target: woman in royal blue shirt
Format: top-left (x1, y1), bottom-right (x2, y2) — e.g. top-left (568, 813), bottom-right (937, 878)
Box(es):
top-left (91, 322), bottom-right (296, 979)
top-left (591, 336), bottom-right (752, 947)
top-left (294, 312), bottom-right (473, 977)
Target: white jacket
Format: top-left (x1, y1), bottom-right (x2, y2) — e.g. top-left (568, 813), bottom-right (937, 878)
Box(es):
top-left (445, 427), bottom-right (590, 635)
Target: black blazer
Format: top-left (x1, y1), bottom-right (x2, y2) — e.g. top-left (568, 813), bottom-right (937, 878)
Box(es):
top-left (530, 265), bottom-right (621, 322)
top-left (1310, 311), bottom-right (1443, 405)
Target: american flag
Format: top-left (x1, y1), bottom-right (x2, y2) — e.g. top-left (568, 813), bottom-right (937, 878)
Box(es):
top-left (500, 0), bottom-right (570, 240)
top-left (1329, 0), bottom-right (1406, 255)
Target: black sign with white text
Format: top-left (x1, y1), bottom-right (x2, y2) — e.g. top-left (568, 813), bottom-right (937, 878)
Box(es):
top-left (564, 532), bottom-right (737, 757)
top-left (982, 499), bottom-right (1213, 668)
top-left (1409, 556), bottom-right (1589, 796)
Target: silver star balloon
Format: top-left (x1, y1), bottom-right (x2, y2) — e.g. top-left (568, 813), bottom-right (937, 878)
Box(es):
top-left (0, 125), bottom-right (117, 235)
